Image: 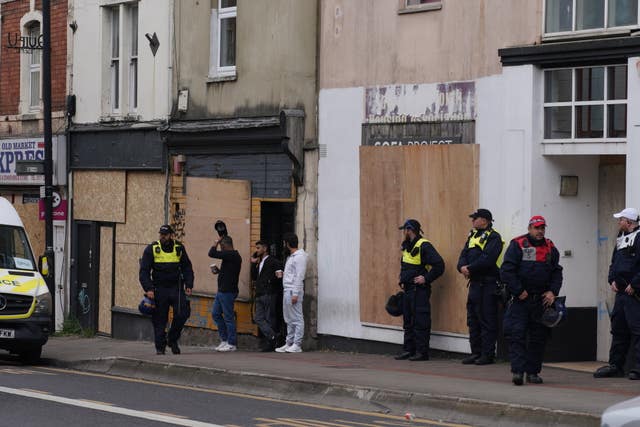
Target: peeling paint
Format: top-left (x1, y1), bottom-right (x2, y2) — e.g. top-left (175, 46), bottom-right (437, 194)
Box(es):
top-left (365, 81), bottom-right (476, 123)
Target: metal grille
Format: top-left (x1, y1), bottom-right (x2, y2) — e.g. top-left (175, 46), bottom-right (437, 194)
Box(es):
top-left (0, 294), bottom-right (33, 316)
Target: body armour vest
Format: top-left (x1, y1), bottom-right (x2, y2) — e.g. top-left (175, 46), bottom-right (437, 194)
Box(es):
top-left (514, 235), bottom-right (554, 263)
top-left (402, 238), bottom-right (433, 271)
top-left (467, 228), bottom-right (504, 267)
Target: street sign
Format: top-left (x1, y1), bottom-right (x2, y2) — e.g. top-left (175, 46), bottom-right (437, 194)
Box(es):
top-left (15, 160), bottom-right (44, 175)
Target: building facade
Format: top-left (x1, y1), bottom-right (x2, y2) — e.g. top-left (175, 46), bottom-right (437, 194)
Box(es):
top-left (317, 0), bottom-right (640, 361)
top-left (0, 0), bottom-right (69, 329)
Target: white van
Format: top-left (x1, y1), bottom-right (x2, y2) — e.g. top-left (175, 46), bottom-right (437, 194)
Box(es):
top-left (0, 196), bottom-right (51, 363)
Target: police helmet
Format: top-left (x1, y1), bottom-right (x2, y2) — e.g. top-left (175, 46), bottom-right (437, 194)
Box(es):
top-left (385, 291), bottom-right (404, 317)
top-left (138, 296), bottom-right (156, 316)
top-left (541, 296), bottom-right (567, 328)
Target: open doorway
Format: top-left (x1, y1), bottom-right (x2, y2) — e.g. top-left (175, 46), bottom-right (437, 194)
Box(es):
top-left (260, 202), bottom-right (295, 259)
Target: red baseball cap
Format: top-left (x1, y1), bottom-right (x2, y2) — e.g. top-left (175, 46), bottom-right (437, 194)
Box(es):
top-left (529, 215), bottom-right (547, 227)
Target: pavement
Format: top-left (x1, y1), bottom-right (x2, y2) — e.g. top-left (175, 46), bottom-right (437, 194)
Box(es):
top-left (19, 336), bottom-right (640, 427)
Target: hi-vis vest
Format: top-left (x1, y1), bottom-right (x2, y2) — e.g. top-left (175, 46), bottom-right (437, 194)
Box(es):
top-left (467, 229), bottom-right (505, 267)
top-left (402, 238), bottom-right (432, 271)
top-left (152, 240), bottom-right (182, 264)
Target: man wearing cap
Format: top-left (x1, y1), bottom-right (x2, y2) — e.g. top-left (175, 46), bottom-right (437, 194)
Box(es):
top-left (395, 219), bottom-right (445, 361)
top-left (594, 207), bottom-right (640, 380)
top-left (500, 215), bottom-right (563, 385)
top-left (139, 225), bottom-right (194, 355)
top-left (457, 209), bottom-right (504, 366)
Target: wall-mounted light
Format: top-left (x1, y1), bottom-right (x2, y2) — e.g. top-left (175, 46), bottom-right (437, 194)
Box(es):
top-left (69, 21), bottom-right (78, 34)
top-left (145, 32), bottom-right (160, 57)
top-left (560, 175), bottom-right (579, 197)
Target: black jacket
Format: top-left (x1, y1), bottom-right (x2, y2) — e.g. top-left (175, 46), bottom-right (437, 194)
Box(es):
top-left (608, 227), bottom-right (640, 290)
top-left (208, 247), bottom-right (242, 293)
top-left (139, 240), bottom-right (194, 292)
top-left (399, 237), bottom-right (445, 285)
top-left (457, 228), bottom-right (503, 281)
top-left (251, 255), bottom-right (283, 296)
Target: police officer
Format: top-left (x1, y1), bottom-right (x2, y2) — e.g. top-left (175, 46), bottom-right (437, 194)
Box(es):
top-left (501, 215), bottom-right (562, 385)
top-left (139, 225), bottom-right (194, 355)
top-left (457, 209), bottom-right (504, 365)
top-left (395, 219), bottom-right (445, 362)
top-left (594, 208), bottom-right (640, 380)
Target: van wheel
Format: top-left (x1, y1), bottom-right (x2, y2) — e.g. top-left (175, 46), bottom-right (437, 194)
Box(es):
top-left (19, 346), bottom-right (42, 365)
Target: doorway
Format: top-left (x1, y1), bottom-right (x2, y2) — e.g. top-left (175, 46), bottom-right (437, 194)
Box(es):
top-left (71, 221), bottom-right (99, 332)
top-left (260, 201), bottom-right (295, 259)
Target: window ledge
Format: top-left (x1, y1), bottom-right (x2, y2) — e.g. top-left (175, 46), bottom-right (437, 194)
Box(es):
top-left (206, 74), bottom-right (237, 84)
top-left (99, 114), bottom-right (140, 123)
top-left (542, 28), bottom-right (636, 43)
top-left (398, 2), bottom-right (442, 14)
top-left (19, 113), bottom-right (39, 121)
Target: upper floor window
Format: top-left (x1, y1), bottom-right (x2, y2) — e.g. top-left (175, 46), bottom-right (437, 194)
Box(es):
top-left (543, 65), bottom-right (627, 141)
top-left (545, 0), bottom-right (639, 35)
top-left (400, 0), bottom-right (442, 13)
top-left (104, 2), bottom-right (138, 116)
top-left (209, 0), bottom-right (237, 79)
top-left (27, 22), bottom-right (41, 111)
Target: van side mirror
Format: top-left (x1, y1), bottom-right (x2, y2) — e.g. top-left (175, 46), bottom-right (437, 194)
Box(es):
top-left (39, 255), bottom-right (49, 277)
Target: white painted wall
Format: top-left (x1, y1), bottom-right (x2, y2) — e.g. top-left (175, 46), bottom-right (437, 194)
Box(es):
top-left (318, 65), bottom-right (603, 353)
top-left (71, 0), bottom-right (172, 123)
top-left (626, 57), bottom-right (640, 209)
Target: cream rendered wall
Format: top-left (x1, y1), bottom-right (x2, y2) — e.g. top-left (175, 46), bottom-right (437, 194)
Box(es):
top-left (71, 0), bottom-right (172, 123)
top-left (626, 57), bottom-right (640, 209)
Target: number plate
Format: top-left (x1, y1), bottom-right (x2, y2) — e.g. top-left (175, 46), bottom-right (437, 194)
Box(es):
top-left (0, 329), bottom-right (15, 338)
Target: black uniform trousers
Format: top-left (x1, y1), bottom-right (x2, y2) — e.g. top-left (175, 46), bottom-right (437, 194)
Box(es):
top-left (402, 283), bottom-right (431, 355)
top-left (504, 296), bottom-right (550, 374)
top-left (467, 280), bottom-right (498, 357)
top-left (151, 286), bottom-right (190, 351)
top-left (609, 293), bottom-right (640, 370)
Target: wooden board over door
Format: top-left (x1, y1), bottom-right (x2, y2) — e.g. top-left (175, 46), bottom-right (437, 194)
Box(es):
top-left (184, 177), bottom-right (252, 298)
top-left (359, 144), bottom-right (479, 335)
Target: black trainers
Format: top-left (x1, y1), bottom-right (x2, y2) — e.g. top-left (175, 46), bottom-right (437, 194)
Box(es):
top-left (408, 352), bottom-right (429, 361)
top-left (156, 348), bottom-right (165, 355)
top-left (512, 373), bottom-right (524, 386)
top-left (474, 355), bottom-right (495, 365)
top-left (526, 373), bottom-right (543, 384)
top-left (461, 354), bottom-right (480, 365)
top-left (169, 342), bottom-right (181, 355)
top-left (394, 351), bottom-right (414, 360)
top-left (594, 364), bottom-right (623, 378)
top-left (629, 370), bottom-right (640, 380)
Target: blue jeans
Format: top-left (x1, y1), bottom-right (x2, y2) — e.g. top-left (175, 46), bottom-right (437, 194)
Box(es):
top-left (212, 292), bottom-right (238, 345)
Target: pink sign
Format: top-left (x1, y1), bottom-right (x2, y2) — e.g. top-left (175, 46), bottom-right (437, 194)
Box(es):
top-left (38, 199), bottom-right (67, 221)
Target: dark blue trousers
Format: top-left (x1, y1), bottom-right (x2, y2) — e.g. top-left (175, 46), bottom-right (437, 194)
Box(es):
top-left (151, 287), bottom-right (190, 352)
top-left (402, 284), bottom-right (431, 355)
top-left (609, 293), bottom-right (640, 370)
top-left (504, 298), bottom-right (550, 374)
top-left (467, 281), bottom-right (498, 357)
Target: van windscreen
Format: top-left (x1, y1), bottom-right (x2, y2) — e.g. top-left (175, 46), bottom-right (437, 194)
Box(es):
top-left (0, 226), bottom-right (35, 271)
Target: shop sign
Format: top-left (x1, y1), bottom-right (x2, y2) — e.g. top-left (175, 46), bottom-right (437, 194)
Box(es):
top-left (0, 138), bottom-right (58, 185)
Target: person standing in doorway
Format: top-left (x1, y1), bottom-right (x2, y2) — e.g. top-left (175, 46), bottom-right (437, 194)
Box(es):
top-left (275, 233), bottom-right (307, 353)
top-left (209, 235), bottom-right (242, 352)
top-left (139, 225), bottom-right (194, 355)
top-left (594, 208), bottom-right (640, 380)
top-left (251, 240), bottom-right (283, 352)
top-left (457, 209), bottom-right (504, 365)
top-left (395, 219), bottom-right (445, 362)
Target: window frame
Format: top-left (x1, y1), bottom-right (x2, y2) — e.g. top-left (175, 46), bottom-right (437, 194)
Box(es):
top-left (27, 22), bottom-right (41, 111)
top-left (543, 0), bottom-right (640, 39)
top-left (109, 5), bottom-right (121, 113)
top-left (543, 64), bottom-right (628, 143)
top-left (128, 3), bottom-right (138, 112)
top-left (210, 0), bottom-right (237, 79)
top-left (399, 0), bottom-right (442, 14)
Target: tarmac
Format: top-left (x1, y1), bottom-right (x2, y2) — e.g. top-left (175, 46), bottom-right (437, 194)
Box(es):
top-left (22, 336), bottom-right (640, 427)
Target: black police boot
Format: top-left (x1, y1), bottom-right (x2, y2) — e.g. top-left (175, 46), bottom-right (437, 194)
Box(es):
top-left (594, 364), bottom-right (624, 378)
top-left (526, 373), bottom-right (543, 384)
top-left (474, 355), bottom-right (495, 365)
top-left (169, 342), bottom-right (181, 355)
top-left (512, 373), bottom-right (524, 386)
top-left (394, 351), bottom-right (414, 360)
top-left (628, 370), bottom-right (640, 380)
top-left (156, 346), bottom-right (166, 355)
top-left (260, 336), bottom-right (276, 352)
top-left (461, 354), bottom-right (480, 365)
top-left (408, 352), bottom-right (429, 361)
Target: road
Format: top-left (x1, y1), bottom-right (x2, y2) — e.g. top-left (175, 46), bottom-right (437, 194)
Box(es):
top-left (0, 363), bottom-right (471, 427)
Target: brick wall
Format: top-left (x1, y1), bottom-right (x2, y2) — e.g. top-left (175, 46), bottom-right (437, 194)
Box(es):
top-left (0, 0), bottom-right (67, 116)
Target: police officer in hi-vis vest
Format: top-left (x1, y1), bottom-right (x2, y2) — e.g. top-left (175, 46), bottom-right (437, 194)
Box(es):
top-left (395, 219), bottom-right (445, 362)
top-left (501, 216), bottom-right (562, 386)
top-left (139, 225), bottom-right (194, 355)
top-left (457, 209), bottom-right (504, 366)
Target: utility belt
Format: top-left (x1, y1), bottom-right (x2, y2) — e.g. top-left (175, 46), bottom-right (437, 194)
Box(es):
top-left (469, 277), bottom-right (499, 286)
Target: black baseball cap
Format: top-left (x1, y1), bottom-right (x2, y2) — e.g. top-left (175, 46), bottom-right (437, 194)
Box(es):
top-left (158, 224), bottom-right (174, 234)
top-left (469, 209), bottom-right (493, 222)
top-left (399, 219), bottom-right (422, 233)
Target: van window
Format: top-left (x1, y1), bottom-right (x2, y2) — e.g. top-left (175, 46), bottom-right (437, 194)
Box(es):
top-left (0, 226), bottom-right (35, 271)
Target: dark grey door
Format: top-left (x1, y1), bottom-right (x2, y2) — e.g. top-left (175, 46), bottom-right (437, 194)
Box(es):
top-left (73, 221), bottom-right (99, 332)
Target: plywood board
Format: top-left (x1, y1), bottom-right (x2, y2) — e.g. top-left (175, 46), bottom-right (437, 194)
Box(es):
top-left (115, 172), bottom-right (165, 244)
top-left (99, 226), bottom-right (113, 335)
top-left (114, 242), bottom-right (146, 309)
top-left (73, 171), bottom-right (126, 222)
top-left (359, 145), bottom-right (479, 334)
top-left (184, 177), bottom-right (252, 298)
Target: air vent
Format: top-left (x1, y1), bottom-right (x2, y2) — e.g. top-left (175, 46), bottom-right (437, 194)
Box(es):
top-left (319, 144), bottom-right (328, 158)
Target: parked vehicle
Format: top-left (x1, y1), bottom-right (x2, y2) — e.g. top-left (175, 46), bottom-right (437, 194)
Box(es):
top-left (602, 396), bottom-right (640, 427)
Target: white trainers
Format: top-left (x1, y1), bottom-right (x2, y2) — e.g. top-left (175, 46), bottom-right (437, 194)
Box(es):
top-left (214, 341), bottom-right (228, 351)
top-left (285, 343), bottom-right (302, 353)
top-left (275, 344), bottom-right (291, 353)
top-left (217, 343), bottom-right (237, 352)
